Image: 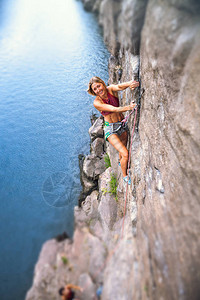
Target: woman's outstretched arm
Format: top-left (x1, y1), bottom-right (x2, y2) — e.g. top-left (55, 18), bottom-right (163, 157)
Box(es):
top-left (93, 98), bottom-right (136, 113)
top-left (108, 80), bottom-right (139, 92)
top-left (66, 284), bottom-right (83, 291)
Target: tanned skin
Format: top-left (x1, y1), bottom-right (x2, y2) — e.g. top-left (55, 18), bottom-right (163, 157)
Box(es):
top-left (92, 80), bottom-right (139, 177)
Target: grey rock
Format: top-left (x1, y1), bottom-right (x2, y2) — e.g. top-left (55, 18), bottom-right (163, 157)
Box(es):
top-left (87, 234), bottom-right (107, 283)
top-left (85, 0), bottom-right (200, 298)
top-left (93, 0), bottom-right (103, 13)
top-left (98, 168), bottom-right (118, 230)
top-left (118, 0), bottom-right (148, 54)
top-left (136, 1), bottom-right (200, 298)
top-left (83, 154), bottom-right (106, 180)
top-left (91, 137), bottom-right (104, 157)
top-left (81, 190), bottom-right (99, 218)
top-left (78, 273), bottom-right (96, 300)
top-left (88, 219), bottom-right (104, 240)
top-left (130, 198), bottom-right (137, 226)
top-left (74, 206), bottom-right (89, 228)
top-left (26, 228), bottom-right (106, 300)
top-left (98, 191), bottom-right (118, 231)
top-left (99, 0), bottom-right (122, 54)
top-left (88, 117), bottom-right (104, 141)
top-left (28, 1), bottom-right (200, 300)
top-left (26, 239), bottom-right (72, 300)
top-left (81, 171), bottom-right (97, 195)
top-left (108, 55), bottom-right (119, 84)
top-left (155, 168), bottom-right (165, 194)
top-left (82, 0), bottom-right (95, 11)
top-left (79, 154), bottom-right (98, 203)
top-left (102, 239), bottom-right (135, 300)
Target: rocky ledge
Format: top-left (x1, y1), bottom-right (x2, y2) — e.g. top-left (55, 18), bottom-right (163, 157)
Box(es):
top-left (26, 115), bottom-right (135, 300)
top-left (78, 116), bottom-right (106, 204)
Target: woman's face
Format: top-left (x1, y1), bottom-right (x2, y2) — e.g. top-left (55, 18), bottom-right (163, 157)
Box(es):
top-left (91, 82), bottom-right (107, 97)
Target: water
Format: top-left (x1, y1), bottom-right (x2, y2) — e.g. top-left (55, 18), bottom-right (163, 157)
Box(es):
top-left (0, 0), bottom-right (109, 299)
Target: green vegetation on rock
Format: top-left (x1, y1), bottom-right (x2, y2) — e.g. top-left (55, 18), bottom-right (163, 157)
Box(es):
top-left (61, 256), bottom-right (69, 265)
top-left (103, 153), bottom-right (111, 168)
top-left (109, 173), bottom-right (118, 201)
top-left (102, 173), bottom-right (118, 201)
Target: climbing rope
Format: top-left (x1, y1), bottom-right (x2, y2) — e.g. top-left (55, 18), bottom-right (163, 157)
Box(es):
top-left (121, 102), bottom-right (138, 124)
top-left (121, 82), bottom-right (144, 237)
top-left (121, 105), bottom-right (138, 238)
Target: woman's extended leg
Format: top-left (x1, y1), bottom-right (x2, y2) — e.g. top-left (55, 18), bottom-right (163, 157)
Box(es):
top-left (107, 134), bottom-right (128, 177)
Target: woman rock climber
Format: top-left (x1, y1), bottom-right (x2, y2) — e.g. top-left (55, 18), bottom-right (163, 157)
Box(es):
top-left (87, 76), bottom-right (139, 185)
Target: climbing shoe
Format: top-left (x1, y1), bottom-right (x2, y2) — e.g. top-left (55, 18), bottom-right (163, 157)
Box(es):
top-left (123, 175), bottom-right (131, 185)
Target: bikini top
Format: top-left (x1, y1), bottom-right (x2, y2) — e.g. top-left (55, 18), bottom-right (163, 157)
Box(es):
top-left (100, 92), bottom-right (119, 116)
top-left (66, 289), bottom-right (74, 300)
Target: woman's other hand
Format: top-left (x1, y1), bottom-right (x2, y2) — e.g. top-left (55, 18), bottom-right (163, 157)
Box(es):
top-left (129, 80), bottom-right (139, 90)
top-left (129, 102), bottom-right (136, 110)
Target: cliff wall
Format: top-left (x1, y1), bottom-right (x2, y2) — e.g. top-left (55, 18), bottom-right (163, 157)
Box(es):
top-left (26, 1), bottom-right (200, 299)
top-left (83, 0), bottom-right (200, 298)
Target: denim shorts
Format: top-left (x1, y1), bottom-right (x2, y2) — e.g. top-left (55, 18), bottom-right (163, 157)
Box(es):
top-left (104, 121), bottom-right (128, 141)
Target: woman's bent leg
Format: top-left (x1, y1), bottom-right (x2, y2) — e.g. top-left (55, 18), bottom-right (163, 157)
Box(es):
top-left (118, 131), bottom-right (128, 164)
top-left (107, 134), bottom-right (128, 177)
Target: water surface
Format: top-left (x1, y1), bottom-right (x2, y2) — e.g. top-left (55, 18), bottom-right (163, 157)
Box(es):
top-left (0, 0), bottom-right (109, 299)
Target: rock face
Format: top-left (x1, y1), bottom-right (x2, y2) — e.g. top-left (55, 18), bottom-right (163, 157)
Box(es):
top-left (79, 117), bottom-right (106, 203)
top-left (82, 0), bottom-right (200, 299)
top-left (26, 168), bottom-right (128, 300)
top-left (26, 1), bottom-right (200, 300)
top-left (102, 1), bottom-right (200, 299)
top-left (132, 2), bottom-right (200, 299)
top-left (88, 117), bottom-right (104, 141)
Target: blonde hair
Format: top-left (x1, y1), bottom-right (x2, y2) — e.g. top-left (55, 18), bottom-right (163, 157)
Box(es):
top-left (87, 76), bottom-right (107, 96)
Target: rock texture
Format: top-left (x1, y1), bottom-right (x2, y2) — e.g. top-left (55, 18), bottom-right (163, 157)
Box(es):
top-left (26, 167), bottom-right (130, 300)
top-left (89, 1), bottom-right (200, 299)
top-left (27, 1), bottom-right (200, 300)
top-left (79, 117), bottom-right (106, 203)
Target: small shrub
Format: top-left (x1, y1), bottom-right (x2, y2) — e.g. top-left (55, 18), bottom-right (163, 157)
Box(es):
top-left (101, 173), bottom-right (118, 201)
top-left (61, 256), bottom-right (69, 265)
top-left (103, 153), bottom-right (111, 168)
top-left (144, 285), bottom-right (149, 295)
top-left (109, 173), bottom-right (118, 201)
top-left (101, 187), bottom-right (108, 195)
